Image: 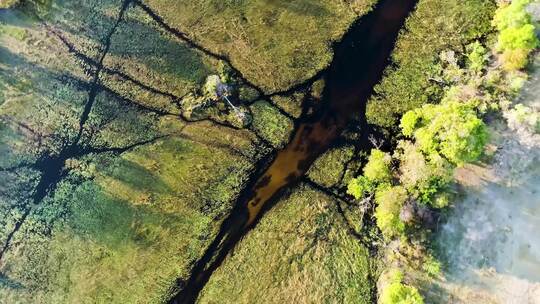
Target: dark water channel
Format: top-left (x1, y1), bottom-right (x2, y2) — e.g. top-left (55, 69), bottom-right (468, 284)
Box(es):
top-left (171, 0), bottom-right (419, 302)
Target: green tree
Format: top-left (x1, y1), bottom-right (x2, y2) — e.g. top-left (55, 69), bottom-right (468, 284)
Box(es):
top-left (493, 0), bottom-right (539, 70)
top-left (396, 141), bottom-right (453, 206)
top-left (493, 0), bottom-right (532, 31)
top-left (374, 186), bottom-right (407, 238)
top-left (380, 269), bottom-right (424, 304)
top-left (501, 48), bottom-right (530, 71)
top-left (347, 149), bottom-right (392, 200)
top-left (400, 101), bottom-right (488, 166)
top-left (347, 175), bottom-right (374, 200)
top-left (364, 149), bottom-right (392, 183)
top-left (466, 42), bottom-right (488, 72)
top-left (497, 24), bottom-right (538, 52)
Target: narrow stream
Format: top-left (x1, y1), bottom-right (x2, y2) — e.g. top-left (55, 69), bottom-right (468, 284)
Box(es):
top-left (170, 0), bottom-right (419, 303)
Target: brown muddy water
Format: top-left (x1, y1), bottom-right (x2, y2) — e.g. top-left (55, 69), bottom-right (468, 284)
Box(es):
top-left (170, 0), bottom-right (419, 303)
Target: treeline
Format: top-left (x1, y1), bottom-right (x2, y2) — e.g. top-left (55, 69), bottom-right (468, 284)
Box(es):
top-left (348, 0), bottom-right (539, 303)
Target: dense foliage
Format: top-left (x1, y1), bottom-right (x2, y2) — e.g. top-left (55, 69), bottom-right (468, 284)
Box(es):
top-left (367, 0), bottom-right (496, 129)
top-left (363, 149), bottom-right (393, 182)
top-left (379, 270), bottom-right (424, 304)
top-left (354, 1), bottom-right (539, 303)
top-left (347, 149), bottom-right (391, 200)
top-left (400, 100), bottom-right (488, 166)
top-left (493, 0), bottom-right (539, 70)
top-left (374, 186), bottom-right (407, 238)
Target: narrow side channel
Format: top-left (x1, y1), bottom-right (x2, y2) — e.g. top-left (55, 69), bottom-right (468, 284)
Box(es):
top-left (170, 0), bottom-right (419, 302)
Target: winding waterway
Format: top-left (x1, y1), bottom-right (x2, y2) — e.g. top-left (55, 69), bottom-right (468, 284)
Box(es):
top-left (170, 0), bottom-right (419, 303)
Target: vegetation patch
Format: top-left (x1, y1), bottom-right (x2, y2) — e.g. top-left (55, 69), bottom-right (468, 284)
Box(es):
top-left (249, 100), bottom-right (293, 148)
top-left (367, 0), bottom-right (496, 130)
top-left (307, 145), bottom-right (355, 188)
top-left (197, 185), bottom-right (375, 304)
top-left (143, 0), bottom-right (377, 92)
top-left (347, 1), bottom-right (539, 303)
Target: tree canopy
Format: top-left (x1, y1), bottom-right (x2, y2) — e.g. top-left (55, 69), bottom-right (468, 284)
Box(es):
top-left (400, 100), bottom-right (488, 166)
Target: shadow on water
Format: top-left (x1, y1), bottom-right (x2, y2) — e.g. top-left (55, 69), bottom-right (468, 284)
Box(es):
top-left (170, 0), bottom-right (419, 303)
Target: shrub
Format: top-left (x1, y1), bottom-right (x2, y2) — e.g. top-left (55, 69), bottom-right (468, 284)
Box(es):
top-left (493, 0), bottom-right (539, 71)
top-left (505, 104), bottom-right (540, 134)
top-left (430, 191), bottom-right (451, 209)
top-left (501, 48), bottom-right (530, 70)
top-left (400, 101), bottom-right (488, 166)
top-left (396, 141), bottom-right (452, 205)
top-left (400, 111), bottom-right (419, 138)
top-left (396, 141), bottom-right (428, 191)
top-left (422, 255), bottom-right (442, 277)
top-left (493, 0), bottom-right (532, 31)
top-left (347, 149), bottom-right (392, 200)
top-left (497, 24), bottom-right (539, 52)
top-left (374, 186), bottom-right (408, 238)
top-left (507, 72), bottom-right (529, 92)
top-left (379, 269), bottom-right (424, 304)
top-left (466, 42), bottom-right (488, 72)
top-left (364, 149), bottom-right (392, 183)
top-left (347, 175), bottom-right (375, 200)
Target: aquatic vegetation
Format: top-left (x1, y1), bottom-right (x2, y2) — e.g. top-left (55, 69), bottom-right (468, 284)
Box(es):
top-left (249, 101), bottom-right (293, 148)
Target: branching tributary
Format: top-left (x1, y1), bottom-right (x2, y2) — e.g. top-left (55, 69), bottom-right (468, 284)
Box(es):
top-left (171, 0), bottom-right (419, 303)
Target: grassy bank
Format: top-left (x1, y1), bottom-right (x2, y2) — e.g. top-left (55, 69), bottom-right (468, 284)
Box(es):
top-left (198, 185), bottom-right (375, 304)
top-left (143, 0), bottom-right (377, 93)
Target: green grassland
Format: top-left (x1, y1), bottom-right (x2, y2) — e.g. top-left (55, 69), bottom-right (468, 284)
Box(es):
top-left (249, 100), bottom-right (293, 148)
top-left (0, 1), bottom-right (261, 302)
top-left (0, 121), bottom-right (256, 302)
top-left (198, 185), bottom-right (375, 304)
top-left (143, 0), bottom-right (377, 93)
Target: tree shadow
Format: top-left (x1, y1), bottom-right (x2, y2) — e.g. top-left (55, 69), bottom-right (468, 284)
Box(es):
top-left (105, 157), bottom-right (173, 195)
top-left (107, 5), bottom-right (211, 85)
